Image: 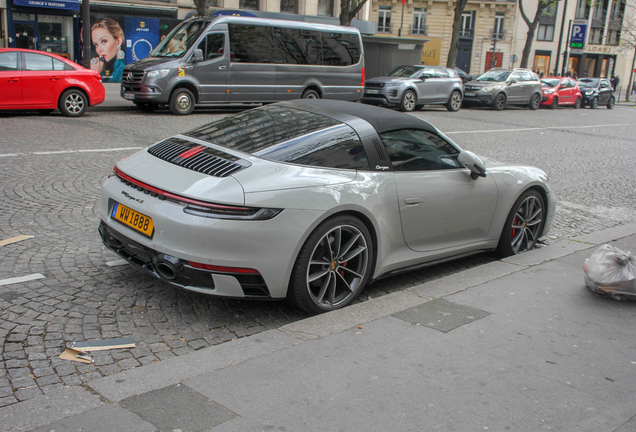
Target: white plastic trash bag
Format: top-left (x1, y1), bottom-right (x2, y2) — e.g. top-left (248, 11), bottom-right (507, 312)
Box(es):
top-left (584, 244), bottom-right (636, 301)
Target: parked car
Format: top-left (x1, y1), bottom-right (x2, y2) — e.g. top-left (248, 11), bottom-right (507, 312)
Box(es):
top-left (99, 99), bottom-right (555, 314)
top-left (362, 65), bottom-right (464, 112)
top-left (454, 67), bottom-right (475, 84)
top-left (577, 78), bottom-right (615, 109)
top-left (463, 68), bottom-right (543, 110)
top-left (540, 77), bottom-right (582, 109)
top-left (0, 48), bottom-right (104, 117)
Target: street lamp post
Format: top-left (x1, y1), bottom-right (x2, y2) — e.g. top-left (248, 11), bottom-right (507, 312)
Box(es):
top-left (398, 0), bottom-right (405, 37)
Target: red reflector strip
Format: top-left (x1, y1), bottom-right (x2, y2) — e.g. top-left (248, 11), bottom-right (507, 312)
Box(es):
top-left (361, 67), bottom-right (365, 87)
top-left (177, 145), bottom-right (205, 159)
top-left (114, 166), bottom-right (251, 211)
top-left (188, 261), bottom-right (259, 274)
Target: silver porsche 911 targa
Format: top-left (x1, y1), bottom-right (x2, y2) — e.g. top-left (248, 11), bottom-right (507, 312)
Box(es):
top-left (99, 100), bottom-right (555, 313)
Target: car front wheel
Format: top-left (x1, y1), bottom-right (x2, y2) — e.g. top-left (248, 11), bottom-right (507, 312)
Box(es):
top-left (399, 90), bottom-right (417, 112)
top-left (446, 91), bottom-right (462, 112)
top-left (496, 190), bottom-right (545, 257)
top-left (59, 89), bottom-right (87, 117)
top-left (529, 93), bottom-right (541, 110)
top-left (607, 96), bottom-right (615, 109)
top-left (574, 97), bottom-right (581, 109)
top-left (590, 97), bottom-right (598, 109)
top-left (169, 88), bottom-right (195, 115)
top-left (493, 93), bottom-right (506, 111)
top-left (550, 97), bottom-right (559, 109)
top-left (287, 215), bottom-right (373, 314)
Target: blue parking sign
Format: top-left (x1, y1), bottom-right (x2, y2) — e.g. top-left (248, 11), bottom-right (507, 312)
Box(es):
top-left (571, 24), bottom-right (587, 43)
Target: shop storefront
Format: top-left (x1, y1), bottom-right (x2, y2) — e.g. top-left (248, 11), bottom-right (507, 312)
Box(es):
top-left (7, 0), bottom-right (79, 59)
top-left (569, 46), bottom-right (617, 78)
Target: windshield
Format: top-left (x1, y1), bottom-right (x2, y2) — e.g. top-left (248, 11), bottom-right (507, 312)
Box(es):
top-left (476, 70), bottom-right (511, 82)
top-left (150, 20), bottom-right (208, 58)
top-left (386, 65), bottom-right (424, 78)
top-left (577, 78), bottom-right (599, 88)
top-left (541, 79), bottom-right (560, 88)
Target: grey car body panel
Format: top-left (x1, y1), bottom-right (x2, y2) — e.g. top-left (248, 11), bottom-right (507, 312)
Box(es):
top-left (101, 101), bottom-right (555, 300)
top-left (463, 68), bottom-right (542, 107)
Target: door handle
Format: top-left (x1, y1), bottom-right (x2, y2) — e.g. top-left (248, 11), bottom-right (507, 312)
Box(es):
top-left (50, 77), bottom-right (60, 81)
top-left (218, 65), bottom-right (226, 70)
top-left (8, 78), bottom-right (19, 82)
top-left (404, 197), bottom-right (424, 205)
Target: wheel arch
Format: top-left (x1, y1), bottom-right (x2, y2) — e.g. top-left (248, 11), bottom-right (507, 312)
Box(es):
top-left (59, 86), bottom-right (89, 105)
top-left (302, 84), bottom-right (322, 98)
top-left (170, 81), bottom-right (200, 103)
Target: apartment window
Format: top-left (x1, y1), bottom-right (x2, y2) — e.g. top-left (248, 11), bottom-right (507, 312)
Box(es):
top-left (240, 0), bottom-right (259, 10)
top-left (378, 7), bottom-right (392, 33)
top-left (537, 24), bottom-right (554, 41)
top-left (412, 8), bottom-right (427, 35)
top-left (607, 29), bottom-right (620, 45)
top-left (493, 12), bottom-right (505, 40)
top-left (317, 0), bottom-right (333, 16)
top-left (575, 0), bottom-right (589, 19)
top-left (460, 12), bottom-right (473, 38)
top-left (589, 27), bottom-right (603, 44)
top-left (280, 0), bottom-right (298, 13)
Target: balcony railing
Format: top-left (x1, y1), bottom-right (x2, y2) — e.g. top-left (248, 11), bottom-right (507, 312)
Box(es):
top-left (492, 30), bottom-right (505, 41)
top-left (459, 29), bottom-right (473, 39)
top-left (411, 25), bottom-right (427, 36)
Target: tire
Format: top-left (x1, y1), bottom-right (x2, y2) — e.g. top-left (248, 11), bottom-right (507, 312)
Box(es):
top-left (550, 97), bottom-right (558, 109)
top-left (287, 215), bottom-right (374, 314)
top-left (574, 97), bottom-right (581, 109)
top-left (496, 189), bottom-right (546, 258)
top-left (590, 97), bottom-right (598, 109)
top-left (446, 91), bottom-right (462, 112)
top-left (135, 102), bottom-right (159, 112)
top-left (492, 93), bottom-right (506, 111)
top-left (169, 88), bottom-right (195, 115)
top-left (528, 93), bottom-right (541, 110)
top-left (58, 89), bottom-right (87, 117)
top-left (399, 90), bottom-right (417, 112)
top-left (607, 96), bottom-right (615, 109)
top-left (301, 89), bottom-right (320, 99)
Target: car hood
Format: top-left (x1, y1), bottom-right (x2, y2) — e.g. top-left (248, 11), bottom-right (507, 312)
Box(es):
top-left (115, 135), bottom-right (357, 205)
top-left (124, 57), bottom-right (179, 71)
top-left (366, 76), bottom-right (412, 84)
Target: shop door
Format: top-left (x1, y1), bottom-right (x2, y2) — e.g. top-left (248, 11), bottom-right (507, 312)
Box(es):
top-left (14, 22), bottom-right (37, 50)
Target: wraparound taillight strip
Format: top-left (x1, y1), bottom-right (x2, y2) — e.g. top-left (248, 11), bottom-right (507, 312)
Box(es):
top-left (114, 166), bottom-right (251, 211)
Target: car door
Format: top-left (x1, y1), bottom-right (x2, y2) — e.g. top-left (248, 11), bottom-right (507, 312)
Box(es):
top-left (414, 67), bottom-right (439, 103)
top-left (21, 52), bottom-right (66, 107)
top-left (192, 33), bottom-right (228, 103)
top-left (434, 67), bottom-right (454, 103)
top-left (598, 79), bottom-right (611, 104)
top-left (380, 128), bottom-right (498, 252)
top-left (0, 51), bottom-right (22, 108)
top-left (506, 72), bottom-right (524, 102)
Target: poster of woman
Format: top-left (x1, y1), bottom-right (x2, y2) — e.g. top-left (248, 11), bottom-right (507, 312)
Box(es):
top-left (90, 17), bottom-right (126, 83)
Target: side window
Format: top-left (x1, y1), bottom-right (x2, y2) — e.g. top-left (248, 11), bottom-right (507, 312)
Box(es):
top-left (228, 24), bottom-right (275, 63)
top-left (53, 58), bottom-right (67, 71)
top-left (0, 52), bottom-right (18, 71)
top-left (420, 67), bottom-right (435, 78)
top-left (520, 71), bottom-right (533, 82)
top-left (320, 32), bottom-right (360, 66)
top-left (510, 72), bottom-right (522, 82)
top-left (434, 67), bottom-right (449, 78)
top-left (600, 80), bottom-right (609, 88)
top-left (197, 33), bottom-right (225, 61)
top-left (380, 129), bottom-right (461, 172)
top-left (273, 27), bottom-right (322, 65)
top-left (24, 53), bottom-right (53, 71)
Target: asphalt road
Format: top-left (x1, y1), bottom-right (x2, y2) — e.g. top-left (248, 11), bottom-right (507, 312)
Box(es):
top-left (0, 101), bottom-right (634, 407)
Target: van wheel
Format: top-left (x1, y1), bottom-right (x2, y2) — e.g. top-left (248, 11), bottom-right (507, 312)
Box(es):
top-left (302, 89), bottom-right (320, 99)
top-left (169, 89), bottom-right (195, 115)
top-left (446, 91), bottom-right (462, 112)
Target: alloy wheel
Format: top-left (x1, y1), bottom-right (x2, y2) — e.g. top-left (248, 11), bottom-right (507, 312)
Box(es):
top-left (64, 93), bottom-right (84, 114)
top-left (509, 195), bottom-right (543, 254)
top-left (400, 91), bottom-right (416, 112)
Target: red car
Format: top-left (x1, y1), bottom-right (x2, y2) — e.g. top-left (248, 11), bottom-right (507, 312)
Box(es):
top-left (0, 48), bottom-right (105, 117)
top-left (540, 77), bottom-right (582, 109)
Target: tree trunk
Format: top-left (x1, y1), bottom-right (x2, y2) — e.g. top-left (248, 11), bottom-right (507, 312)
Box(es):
top-left (193, 0), bottom-right (212, 18)
top-left (340, 0), bottom-right (369, 26)
top-left (446, 0), bottom-right (469, 68)
top-left (520, 21), bottom-right (541, 68)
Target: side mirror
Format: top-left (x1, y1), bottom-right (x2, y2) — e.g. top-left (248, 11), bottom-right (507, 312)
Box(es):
top-left (192, 49), bottom-right (204, 62)
top-left (560, 84), bottom-right (566, 89)
top-left (509, 78), bottom-right (518, 84)
top-left (458, 150), bottom-right (487, 180)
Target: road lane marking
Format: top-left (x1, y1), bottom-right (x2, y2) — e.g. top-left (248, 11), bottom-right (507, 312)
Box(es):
top-left (0, 235), bottom-right (33, 247)
top-left (0, 147), bottom-right (143, 158)
top-left (0, 273), bottom-right (46, 287)
top-left (446, 123), bottom-right (630, 134)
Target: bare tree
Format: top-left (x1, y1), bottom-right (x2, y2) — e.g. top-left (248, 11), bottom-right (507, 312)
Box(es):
top-left (610, 1), bottom-right (636, 100)
top-left (446, 0), bottom-right (469, 68)
top-left (519, 0), bottom-right (562, 69)
top-left (340, 0), bottom-right (370, 26)
top-left (193, 0), bottom-right (214, 18)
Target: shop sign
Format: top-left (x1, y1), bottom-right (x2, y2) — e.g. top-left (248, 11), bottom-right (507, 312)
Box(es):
top-left (585, 46), bottom-right (617, 55)
top-left (13, 0), bottom-right (79, 11)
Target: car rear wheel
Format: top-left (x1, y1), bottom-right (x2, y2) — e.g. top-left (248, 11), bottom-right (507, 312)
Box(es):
top-left (496, 190), bottom-right (545, 258)
top-left (529, 93), bottom-right (541, 110)
top-left (446, 91), bottom-right (462, 112)
top-left (550, 97), bottom-right (559, 109)
top-left (287, 215), bottom-right (373, 314)
top-left (301, 89), bottom-right (320, 99)
top-left (493, 93), bottom-right (506, 111)
top-left (574, 97), bottom-right (581, 109)
top-left (590, 97), bottom-right (598, 109)
top-left (58, 89), bottom-right (87, 117)
top-left (399, 90), bottom-right (417, 112)
top-left (169, 88), bottom-right (195, 115)
top-left (607, 96), bottom-right (615, 109)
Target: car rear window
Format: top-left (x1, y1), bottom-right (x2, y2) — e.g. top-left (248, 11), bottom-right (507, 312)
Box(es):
top-left (185, 106), bottom-right (369, 170)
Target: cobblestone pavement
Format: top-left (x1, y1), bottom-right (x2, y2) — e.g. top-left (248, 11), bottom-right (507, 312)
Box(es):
top-left (0, 104), bottom-right (634, 407)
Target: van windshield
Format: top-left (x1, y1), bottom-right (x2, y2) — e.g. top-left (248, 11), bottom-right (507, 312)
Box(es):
top-left (150, 20), bottom-right (208, 58)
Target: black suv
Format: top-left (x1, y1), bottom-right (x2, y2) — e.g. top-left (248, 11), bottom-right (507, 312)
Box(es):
top-left (463, 68), bottom-right (543, 110)
top-left (577, 78), bottom-right (615, 109)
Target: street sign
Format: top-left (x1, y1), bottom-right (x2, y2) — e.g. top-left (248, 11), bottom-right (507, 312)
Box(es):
top-left (570, 22), bottom-right (587, 50)
top-left (511, 54), bottom-right (518, 63)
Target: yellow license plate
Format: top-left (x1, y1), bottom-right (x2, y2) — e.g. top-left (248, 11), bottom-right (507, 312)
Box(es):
top-left (111, 202), bottom-right (154, 238)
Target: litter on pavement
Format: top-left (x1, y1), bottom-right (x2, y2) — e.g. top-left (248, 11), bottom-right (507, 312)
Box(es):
top-left (59, 337), bottom-right (136, 363)
top-left (584, 244), bottom-right (636, 300)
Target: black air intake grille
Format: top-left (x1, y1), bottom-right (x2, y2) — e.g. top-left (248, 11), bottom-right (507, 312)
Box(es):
top-left (148, 138), bottom-right (250, 177)
top-left (365, 82), bottom-right (385, 88)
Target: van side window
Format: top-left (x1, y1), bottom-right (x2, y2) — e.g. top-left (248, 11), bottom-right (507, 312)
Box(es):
top-left (197, 34), bottom-right (225, 61)
top-left (273, 27), bottom-right (322, 65)
top-left (321, 32), bottom-right (360, 66)
top-left (229, 24), bottom-right (276, 63)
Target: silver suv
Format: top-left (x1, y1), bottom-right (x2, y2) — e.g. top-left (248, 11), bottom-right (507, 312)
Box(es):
top-left (463, 68), bottom-right (543, 110)
top-left (362, 65), bottom-right (464, 112)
